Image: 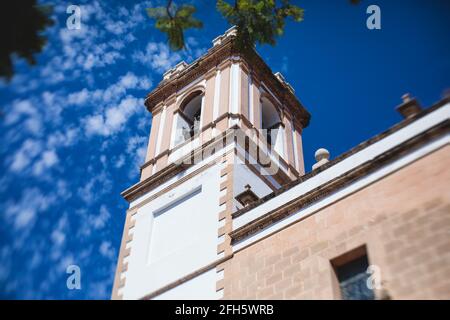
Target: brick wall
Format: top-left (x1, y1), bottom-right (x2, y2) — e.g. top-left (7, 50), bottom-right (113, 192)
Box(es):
top-left (223, 145), bottom-right (450, 299)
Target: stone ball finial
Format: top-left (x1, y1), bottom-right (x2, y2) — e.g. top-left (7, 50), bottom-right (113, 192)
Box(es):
top-left (402, 93), bottom-right (411, 103)
top-left (314, 148), bottom-right (330, 161)
top-left (312, 148), bottom-right (330, 170)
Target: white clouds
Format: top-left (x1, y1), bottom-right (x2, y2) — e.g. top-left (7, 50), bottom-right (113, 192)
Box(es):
top-left (52, 1), bottom-right (153, 77)
top-left (281, 56), bottom-right (289, 74)
top-left (114, 154), bottom-right (126, 169)
top-left (70, 72), bottom-right (151, 111)
top-left (76, 205), bottom-right (111, 238)
top-left (42, 91), bottom-right (55, 105)
top-left (118, 71), bottom-right (152, 91)
top-left (84, 115), bottom-right (106, 136)
top-left (77, 172), bottom-right (111, 205)
top-left (131, 36), bottom-right (207, 75)
top-left (46, 6), bottom-right (127, 80)
top-left (0, 0), bottom-right (211, 300)
top-left (5, 100), bottom-right (35, 125)
top-left (9, 140), bottom-right (61, 177)
top-left (14, 208), bottom-right (36, 230)
top-left (87, 278), bottom-right (113, 300)
top-left (80, 50), bottom-right (124, 71)
top-left (77, 180), bottom-right (96, 205)
top-left (126, 135), bottom-right (148, 166)
top-left (31, 70), bottom-right (153, 144)
top-left (185, 36), bottom-right (208, 59)
top-left (56, 254), bottom-right (75, 273)
top-left (32, 150), bottom-right (59, 176)
top-left (93, 205), bottom-right (110, 230)
top-left (119, 72), bottom-right (140, 88)
top-left (68, 88), bottom-right (90, 105)
top-left (47, 128), bottom-right (80, 149)
top-left (51, 214), bottom-right (69, 247)
top-left (83, 54), bottom-right (96, 70)
top-left (126, 135), bottom-right (147, 154)
top-left (125, 135), bottom-right (148, 178)
top-left (99, 241), bottom-right (116, 260)
top-left (132, 42), bottom-right (182, 73)
top-left (5, 100), bottom-right (42, 136)
top-left (10, 139), bottom-right (43, 172)
top-left (4, 188), bottom-right (56, 231)
top-left (84, 95), bottom-right (144, 137)
top-left (105, 19), bottom-right (133, 36)
top-left (95, 1), bottom-right (148, 37)
top-left (106, 96), bottom-right (141, 128)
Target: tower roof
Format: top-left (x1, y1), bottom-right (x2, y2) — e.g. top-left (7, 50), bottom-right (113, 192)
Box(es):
top-left (144, 29), bottom-right (311, 128)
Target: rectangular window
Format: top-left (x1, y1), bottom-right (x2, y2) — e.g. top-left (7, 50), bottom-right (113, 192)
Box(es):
top-left (332, 246), bottom-right (375, 300)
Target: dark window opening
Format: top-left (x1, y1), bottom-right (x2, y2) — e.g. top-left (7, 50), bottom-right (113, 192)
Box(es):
top-left (178, 92), bottom-right (203, 142)
top-left (265, 122), bottom-right (282, 148)
top-left (332, 246), bottom-right (375, 300)
top-left (261, 97), bottom-right (281, 149)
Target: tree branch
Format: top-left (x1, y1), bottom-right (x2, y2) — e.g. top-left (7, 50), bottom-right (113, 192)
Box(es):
top-left (166, 0), bottom-right (174, 19)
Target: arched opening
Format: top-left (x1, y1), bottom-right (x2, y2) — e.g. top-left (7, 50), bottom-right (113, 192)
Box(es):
top-left (261, 96), bottom-right (282, 148)
top-left (174, 90), bottom-right (203, 146)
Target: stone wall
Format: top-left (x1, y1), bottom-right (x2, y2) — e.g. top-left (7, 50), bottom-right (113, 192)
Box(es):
top-left (223, 145), bottom-right (450, 299)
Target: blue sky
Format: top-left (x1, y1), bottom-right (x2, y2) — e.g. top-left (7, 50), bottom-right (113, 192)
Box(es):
top-left (0, 0), bottom-right (449, 299)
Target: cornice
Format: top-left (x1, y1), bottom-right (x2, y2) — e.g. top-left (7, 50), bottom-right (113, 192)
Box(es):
top-left (231, 97), bottom-right (450, 220)
top-left (138, 111), bottom-right (297, 177)
top-left (125, 114), bottom-right (298, 202)
top-left (144, 37), bottom-right (311, 128)
top-left (230, 120), bottom-right (449, 243)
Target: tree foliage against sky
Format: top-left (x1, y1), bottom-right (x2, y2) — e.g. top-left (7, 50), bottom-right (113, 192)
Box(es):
top-left (0, 1), bottom-right (361, 80)
top-left (217, 0), bottom-right (304, 50)
top-left (146, 0), bottom-right (203, 51)
top-left (0, 1), bottom-right (54, 80)
top-left (147, 0), bottom-right (304, 51)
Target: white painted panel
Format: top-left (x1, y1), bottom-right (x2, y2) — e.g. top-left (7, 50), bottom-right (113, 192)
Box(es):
top-left (123, 162), bottom-right (224, 300)
top-left (149, 187), bottom-right (203, 264)
top-left (143, 181), bottom-right (216, 277)
top-left (231, 63), bottom-right (239, 114)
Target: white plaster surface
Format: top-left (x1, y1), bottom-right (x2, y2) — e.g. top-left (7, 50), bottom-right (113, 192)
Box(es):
top-left (122, 162), bottom-right (223, 300)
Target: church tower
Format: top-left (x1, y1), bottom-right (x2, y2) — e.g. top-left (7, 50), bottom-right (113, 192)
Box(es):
top-left (112, 27), bottom-right (310, 300)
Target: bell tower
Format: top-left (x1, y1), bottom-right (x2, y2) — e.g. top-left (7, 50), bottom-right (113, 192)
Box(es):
top-left (112, 27), bottom-right (310, 300)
